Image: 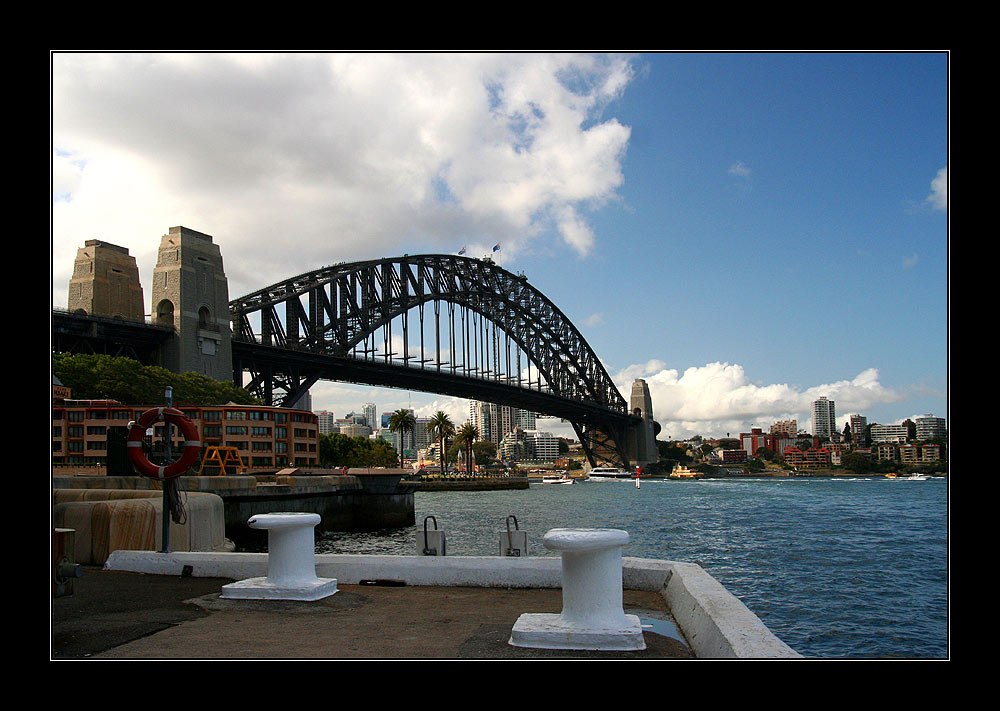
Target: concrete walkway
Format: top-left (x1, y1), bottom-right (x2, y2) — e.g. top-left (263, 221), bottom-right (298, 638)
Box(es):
top-left (52, 567), bottom-right (693, 659)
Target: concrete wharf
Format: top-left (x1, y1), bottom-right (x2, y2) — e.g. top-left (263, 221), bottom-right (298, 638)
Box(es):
top-left (50, 549), bottom-right (801, 660)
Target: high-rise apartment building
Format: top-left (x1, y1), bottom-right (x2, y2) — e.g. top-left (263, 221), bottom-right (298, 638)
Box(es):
top-left (849, 414), bottom-right (867, 446)
top-left (362, 403), bottom-right (377, 430)
top-left (915, 415), bottom-right (947, 440)
top-left (469, 400), bottom-right (516, 445)
top-left (316, 410), bottom-right (335, 435)
top-left (811, 397), bottom-right (836, 439)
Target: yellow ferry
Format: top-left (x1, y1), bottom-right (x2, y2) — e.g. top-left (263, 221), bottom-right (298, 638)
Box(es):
top-left (670, 463), bottom-right (702, 479)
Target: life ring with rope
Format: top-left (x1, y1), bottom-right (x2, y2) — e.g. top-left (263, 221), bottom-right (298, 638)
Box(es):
top-left (127, 407), bottom-right (200, 480)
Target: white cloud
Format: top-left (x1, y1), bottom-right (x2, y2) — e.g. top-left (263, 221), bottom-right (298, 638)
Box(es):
top-left (613, 361), bottom-right (902, 440)
top-left (927, 167), bottom-right (947, 210)
top-left (584, 312), bottom-right (604, 327)
top-left (728, 160), bottom-right (751, 179)
top-left (51, 53), bottom-right (635, 312)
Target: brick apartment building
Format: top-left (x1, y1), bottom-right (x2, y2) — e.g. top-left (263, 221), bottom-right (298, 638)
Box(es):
top-left (53, 399), bottom-right (319, 472)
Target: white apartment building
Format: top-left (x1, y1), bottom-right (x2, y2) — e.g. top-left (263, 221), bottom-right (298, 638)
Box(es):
top-left (811, 397), bottom-right (836, 439)
top-left (362, 403), bottom-right (377, 430)
top-left (316, 410), bottom-right (335, 435)
top-left (870, 423), bottom-right (908, 444)
top-left (499, 427), bottom-right (558, 462)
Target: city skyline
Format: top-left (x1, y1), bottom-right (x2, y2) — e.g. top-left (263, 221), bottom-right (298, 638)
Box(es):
top-left (51, 52), bottom-right (949, 439)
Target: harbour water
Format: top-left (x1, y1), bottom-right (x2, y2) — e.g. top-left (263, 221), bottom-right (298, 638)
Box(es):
top-left (315, 476), bottom-right (949, 659)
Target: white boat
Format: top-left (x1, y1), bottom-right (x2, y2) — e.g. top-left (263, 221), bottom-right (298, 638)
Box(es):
top-left (541, 474), bottom-right (574, 485)
top-left (587, 467), bottom-right (633, 481)
top-left (902, 474), bottom-right (929, 481)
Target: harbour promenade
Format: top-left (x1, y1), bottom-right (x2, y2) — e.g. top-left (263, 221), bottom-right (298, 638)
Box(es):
top-left (51, 549), bottom-right (802, 660)
top-left (53, 567), bottom-right (692, 659)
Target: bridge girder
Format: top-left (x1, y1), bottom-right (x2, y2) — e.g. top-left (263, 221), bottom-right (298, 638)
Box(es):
top-left (229, 254), bottom-right (637, 468)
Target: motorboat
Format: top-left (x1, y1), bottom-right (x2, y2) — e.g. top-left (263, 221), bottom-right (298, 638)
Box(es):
top-left (541, 473), bottom-right (574, 485)
top-left (586, 467), bottom-right (633, 481)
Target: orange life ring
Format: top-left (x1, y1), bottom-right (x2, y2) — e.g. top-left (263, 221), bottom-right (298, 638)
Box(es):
top-left (127, 407), bottom-right (200, 480)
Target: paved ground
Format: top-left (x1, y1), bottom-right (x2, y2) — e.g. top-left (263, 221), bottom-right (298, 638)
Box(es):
top-left (51, 567), bottom-right (694, 660)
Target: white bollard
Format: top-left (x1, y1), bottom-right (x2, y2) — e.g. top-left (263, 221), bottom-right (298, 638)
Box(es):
top-left (221, 512), bottom-right (338, 601)
top-left (509, 528), bottom-right (645, 650)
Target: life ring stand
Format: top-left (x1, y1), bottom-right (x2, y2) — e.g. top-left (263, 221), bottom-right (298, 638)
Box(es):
top-left (127, 407), bottom-right (200, 481)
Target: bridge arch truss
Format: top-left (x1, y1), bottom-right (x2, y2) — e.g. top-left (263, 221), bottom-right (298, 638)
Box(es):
top-left (229, 254), bottom-right (636, 467)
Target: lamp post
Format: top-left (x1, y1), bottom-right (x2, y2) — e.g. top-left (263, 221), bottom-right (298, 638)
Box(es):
top-left (161, 386), bottom-right (173, 553)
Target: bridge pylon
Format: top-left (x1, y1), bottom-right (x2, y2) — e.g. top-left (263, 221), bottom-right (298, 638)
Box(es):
top-left (151, 226), bottom-right (233, 382)
top-left (626, 379), bottom-right (658, 467)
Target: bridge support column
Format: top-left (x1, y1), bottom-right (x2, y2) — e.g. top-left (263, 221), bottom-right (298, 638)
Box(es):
top-left (151, 226), bottom-right (233, 382)
top-left (626, 379), bottom-right (658, 467)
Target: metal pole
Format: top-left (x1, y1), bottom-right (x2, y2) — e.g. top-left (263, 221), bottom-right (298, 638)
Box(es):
top-left (161, 386), bottom-right (172, 553)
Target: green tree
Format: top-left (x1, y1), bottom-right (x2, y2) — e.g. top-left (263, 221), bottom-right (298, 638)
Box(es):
top-left (388, 409), bottom-right (416, 464)
top-left (52, 352), bottom-right (258, 405)
top-left (426, 411), bottom-right (456, 475)
top-left (319, 433), bottom-right (399, 467)
top-left (455, 422), bottom-right (480, 475)
top-left (841, 451), bottom-right (874, 475)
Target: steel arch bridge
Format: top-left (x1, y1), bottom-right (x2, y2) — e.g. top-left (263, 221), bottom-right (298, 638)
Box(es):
top-left (229, 254), bottom-right (640, 468)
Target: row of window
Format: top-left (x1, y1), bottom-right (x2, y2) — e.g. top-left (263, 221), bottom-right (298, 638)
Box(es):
top-left (54, 408), bottom-right (316, 425)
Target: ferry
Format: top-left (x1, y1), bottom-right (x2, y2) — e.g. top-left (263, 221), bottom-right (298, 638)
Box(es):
top-left (669, 464), bottom-right (702, 480)
top-left (587, 467), bottom-right (634, 481)
top-left (541, 473), bottom-right (574, 485)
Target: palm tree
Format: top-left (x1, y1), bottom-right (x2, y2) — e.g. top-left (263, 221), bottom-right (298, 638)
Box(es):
top-left (426, 411), bottom-right (456, 476)
top-left (387, 408), bottom-right (416, 466)
top-left (455, 422), bottom-right (480, 476)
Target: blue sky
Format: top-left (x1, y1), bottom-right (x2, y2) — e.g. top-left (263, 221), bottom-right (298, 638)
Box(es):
top-left (51, 52), bottom-right (948, 439)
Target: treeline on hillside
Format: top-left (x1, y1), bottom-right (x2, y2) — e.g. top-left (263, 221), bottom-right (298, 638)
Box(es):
top-left (52, 353), bottom-right (259, 406)
top-left (319, 432), bottom-right (398, 468)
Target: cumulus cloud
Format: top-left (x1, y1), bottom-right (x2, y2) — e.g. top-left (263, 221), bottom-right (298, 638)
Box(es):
top-left (612, 361), bottom-right (902, 440)
top-left (51, 52), bottom-right (635, 311)
top-left (927, 167), bottom-right (947, 210)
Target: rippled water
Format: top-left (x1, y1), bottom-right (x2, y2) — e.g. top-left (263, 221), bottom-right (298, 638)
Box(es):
top-left (315, 476), bottom-right (949, 659)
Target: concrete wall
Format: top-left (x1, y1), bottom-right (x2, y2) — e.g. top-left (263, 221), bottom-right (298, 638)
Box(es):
top-left (53, 490), bottom-right (233, 565)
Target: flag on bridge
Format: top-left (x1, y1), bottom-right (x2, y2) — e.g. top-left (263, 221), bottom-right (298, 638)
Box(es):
top-left (493, 243), bottom-right (501, 252)
top-left (458, 246), bottom-right (466, 255)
